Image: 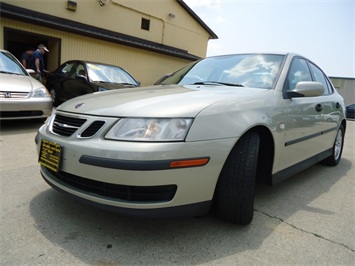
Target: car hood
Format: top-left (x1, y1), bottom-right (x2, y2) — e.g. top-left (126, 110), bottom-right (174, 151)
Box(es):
top-left (58, 85), bottom-right (268, 117)
top-left (0, 73), bottom-right (41, 92)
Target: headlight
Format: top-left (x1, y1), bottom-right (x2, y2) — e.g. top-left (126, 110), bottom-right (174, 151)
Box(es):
top-left (105, 118), bottom-right (193, 141)
top-left (33, 87), bottom-right (50, 97)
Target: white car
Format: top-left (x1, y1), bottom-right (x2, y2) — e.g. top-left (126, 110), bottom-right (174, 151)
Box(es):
top-left (35, 53), bottom-right (346, 225)
top-left (0, 49), bottom-right (52, 120)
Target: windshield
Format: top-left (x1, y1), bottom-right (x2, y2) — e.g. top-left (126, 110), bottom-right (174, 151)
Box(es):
top-left (87, 63), bottom-right (138, 85)
top-left (160, 54), bottom-right (285, 89)
top-left (0, 51), bottom-right (27, 76)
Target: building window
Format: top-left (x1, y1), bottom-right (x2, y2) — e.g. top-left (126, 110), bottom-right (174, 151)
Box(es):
top-left (141, 18), bottom-right (150, 31)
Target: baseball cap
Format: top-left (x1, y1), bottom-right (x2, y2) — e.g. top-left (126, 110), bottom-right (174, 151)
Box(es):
top-left (38, 44), bottom-right (49, 52)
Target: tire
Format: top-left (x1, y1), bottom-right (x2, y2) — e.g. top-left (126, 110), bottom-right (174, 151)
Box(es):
top-left (322, 124), bottom-right (344, 166)
top-left (214, 132), bottom-right (260, 225)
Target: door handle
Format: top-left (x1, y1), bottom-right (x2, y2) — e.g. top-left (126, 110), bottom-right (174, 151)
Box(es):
top-left (315, 104), bottom-right (322, 112)
top-left (335, 102), bottom-right (340, 109)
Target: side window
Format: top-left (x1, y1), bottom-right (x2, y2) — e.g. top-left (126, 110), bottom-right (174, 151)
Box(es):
top-left (326, 78), bottom-right (334, 94)
top-left (58, 62), bottom-right (75, 77)
top-left (309, 63), bottom-right (330, 95)
top-left (75, 64), bottom-right (86, 76)
top-left (284, 58), bottom-right (312, 91)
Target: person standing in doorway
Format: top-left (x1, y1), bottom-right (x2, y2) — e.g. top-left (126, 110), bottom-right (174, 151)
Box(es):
top-left (29, 44), bottom-right (49, 83)
top-left (20, 47), bottom-right (34, 68)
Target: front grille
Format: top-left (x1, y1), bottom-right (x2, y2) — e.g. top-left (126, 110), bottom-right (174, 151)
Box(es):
top-left (49, 169), bottom-right (177, 203)
top-left (80, 120), bottom-right (106, 138)
top-left (0, 91), bottom-right (29, 99)
top-left (52, 114), bottom-right (87, 136)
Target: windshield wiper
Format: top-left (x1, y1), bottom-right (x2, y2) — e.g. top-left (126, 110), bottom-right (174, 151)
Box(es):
top-left (120, 83), bottom-right (138, 86)
top-left (95, 81), bottom-right (136, 86)
top-left (0, 70), bottom-right (21, 75)
top-left (193, 81), bottom-right (244, 87)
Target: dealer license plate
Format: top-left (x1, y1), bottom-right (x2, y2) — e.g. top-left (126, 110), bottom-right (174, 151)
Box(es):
top-left (38, 139), bottom-right (62, 172)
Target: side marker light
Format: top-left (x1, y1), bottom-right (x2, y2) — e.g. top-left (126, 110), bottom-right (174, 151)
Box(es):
top-left (170, 158), bottom-right (209, 168)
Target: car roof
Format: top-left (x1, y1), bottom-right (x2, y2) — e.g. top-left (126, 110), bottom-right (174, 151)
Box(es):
top-left (204, 52), bottom-right (301, 59)
top-left (63, 60), bottom-right (125, 68)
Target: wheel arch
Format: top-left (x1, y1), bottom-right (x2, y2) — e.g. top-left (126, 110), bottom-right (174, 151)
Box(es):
top-left (341, 119), bottom-right (347, 133)
top-left (249, 125), bottom-right (274, 185)
top-left (211, 125), bottom-right (274, 224)
top-left (215, 125), bottom-right (275, 186)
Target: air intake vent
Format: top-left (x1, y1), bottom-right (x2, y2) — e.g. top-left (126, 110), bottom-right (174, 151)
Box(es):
top-left (52, 114), bottom-right (87, 137)
top-left (80, 121), bottom-right (106, 138)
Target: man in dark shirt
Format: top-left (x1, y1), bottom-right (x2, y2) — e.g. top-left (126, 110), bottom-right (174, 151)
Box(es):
top-left (20, 47), bottom-right (34, 68)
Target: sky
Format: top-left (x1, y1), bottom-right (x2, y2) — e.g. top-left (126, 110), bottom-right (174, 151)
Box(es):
top-left (184, 0), bottom-right (354, 78)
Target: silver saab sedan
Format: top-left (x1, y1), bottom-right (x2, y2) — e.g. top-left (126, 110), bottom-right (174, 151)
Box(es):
top-left (35, 53), bottom-right (346, 225)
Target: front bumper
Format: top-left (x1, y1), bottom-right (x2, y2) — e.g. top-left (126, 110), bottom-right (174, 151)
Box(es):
top-left (36, 124), bottom-right (235, 218)
top-left (0, 97), bottom-right (52, 120)
top-left (41, 166), bottom-right (212, 218)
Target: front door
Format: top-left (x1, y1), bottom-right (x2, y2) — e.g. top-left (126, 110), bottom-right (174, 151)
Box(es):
top-left (279, 57), bottom-right (325, 170)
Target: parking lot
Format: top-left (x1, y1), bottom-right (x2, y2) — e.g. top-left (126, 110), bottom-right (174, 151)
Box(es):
top-left (1, 119), bottom-right (354, 265)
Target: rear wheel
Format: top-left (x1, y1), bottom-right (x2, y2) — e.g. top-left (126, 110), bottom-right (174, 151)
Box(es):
top-left (214, 132), bottom-right (260, 225)
top-left (322, 125), bottom-right (344, 166)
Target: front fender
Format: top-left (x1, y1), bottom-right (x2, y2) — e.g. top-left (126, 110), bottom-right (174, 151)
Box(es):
top-left (186, 92), bottom-right (280, 142)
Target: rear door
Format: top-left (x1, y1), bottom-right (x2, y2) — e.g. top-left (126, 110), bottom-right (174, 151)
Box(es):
top-left (308, 61), bottom-right (340, 149)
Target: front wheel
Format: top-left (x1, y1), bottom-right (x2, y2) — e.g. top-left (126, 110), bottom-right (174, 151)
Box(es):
top-left (322, 124), bottom-right (345, 166)
top-left (213, 132), bottom-right (260, 225)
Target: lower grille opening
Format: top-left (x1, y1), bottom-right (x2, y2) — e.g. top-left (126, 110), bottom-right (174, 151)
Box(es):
top-left (48, 169), bottom-right (177, 203)
top-left (0, 111), bottom-right (43, 118)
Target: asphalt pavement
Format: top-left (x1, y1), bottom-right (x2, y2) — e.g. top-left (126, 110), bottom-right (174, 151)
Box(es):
top-left (1, 119), bottom-right (354, 265)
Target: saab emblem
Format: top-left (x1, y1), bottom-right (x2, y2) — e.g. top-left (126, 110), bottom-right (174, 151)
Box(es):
top-left (75, 103), bottom-right (85, 109)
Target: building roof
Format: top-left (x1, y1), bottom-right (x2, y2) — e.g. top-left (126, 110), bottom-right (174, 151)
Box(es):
top-left (329, 76), bottom-right (355, 81)
top-left (177, 0), bottom-right (218, 39)
top-left (0, 2), bottom-right (215, 61)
